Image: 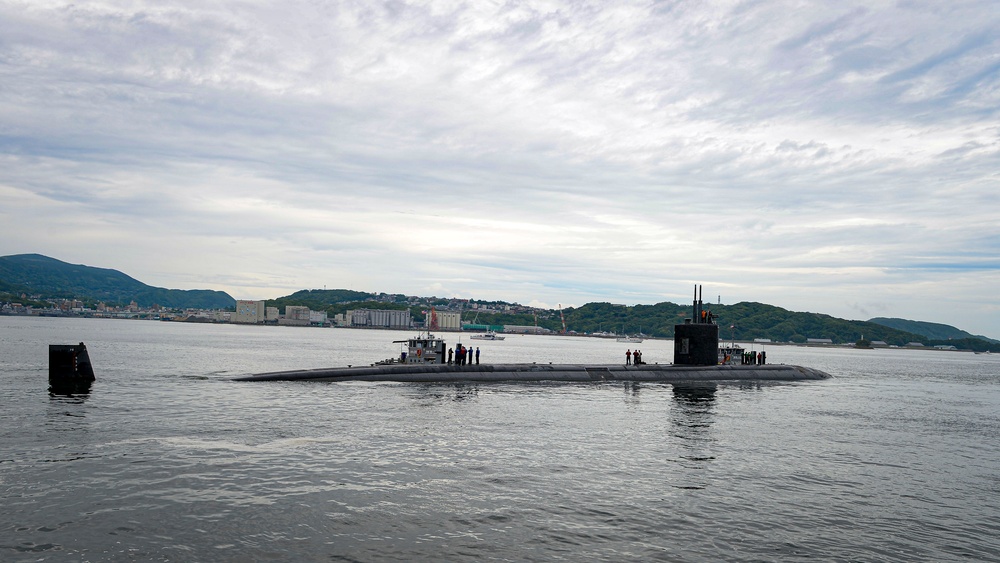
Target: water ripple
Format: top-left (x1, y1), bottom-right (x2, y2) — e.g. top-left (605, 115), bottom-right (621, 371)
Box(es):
top-left (3, 320), bottom-right (1000, 561)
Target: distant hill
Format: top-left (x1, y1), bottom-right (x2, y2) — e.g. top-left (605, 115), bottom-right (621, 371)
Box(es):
top-left (556, 300), bottom-right (929, 346)
top-left (269, 289), bottom-right (375, 310)
top-left (0, 254), bottom-right (235, 309)
top-left (869, 317), bottom-right (999, 344)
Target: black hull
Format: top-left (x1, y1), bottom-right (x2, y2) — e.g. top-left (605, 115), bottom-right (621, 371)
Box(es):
top-left (234, 363), bottom-right (831, 383)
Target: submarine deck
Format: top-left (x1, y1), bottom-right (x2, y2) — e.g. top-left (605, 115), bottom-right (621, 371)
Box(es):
top-left (234, 363), bottom-right (831, 383)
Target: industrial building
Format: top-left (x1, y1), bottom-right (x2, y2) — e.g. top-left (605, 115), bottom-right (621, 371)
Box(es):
top-left (280, 305), bottom-right (312, 326)
top-left (234, 300), bottom-right (266, 324)
top-left (432, 311), bottom-right (461, 330)
top-left (349, 308), bottom-right (412, 328)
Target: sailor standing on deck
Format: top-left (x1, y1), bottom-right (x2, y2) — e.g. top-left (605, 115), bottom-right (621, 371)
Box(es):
top-left (626, 349), bottom-right (632, 365)
top-left (475, 347), bottom-right (480, 364)
top-left (448, 348), bottom-right (453, 364)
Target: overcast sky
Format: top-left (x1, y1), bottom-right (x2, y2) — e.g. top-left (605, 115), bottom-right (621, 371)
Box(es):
top-left (2, 0), bottom-right (998, 337)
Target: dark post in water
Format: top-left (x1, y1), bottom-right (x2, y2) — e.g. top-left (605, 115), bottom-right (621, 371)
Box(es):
top-left (49, 342), bottom-right (95, 382)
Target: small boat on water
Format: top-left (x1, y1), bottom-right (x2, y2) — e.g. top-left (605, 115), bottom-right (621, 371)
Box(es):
top-left (616, 324), bottom-right (643, 343)
top-left (471, 330), bottom-right (505, 341)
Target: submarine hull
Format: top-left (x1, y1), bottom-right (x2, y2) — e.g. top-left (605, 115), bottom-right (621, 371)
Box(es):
top-left (234, 363), bottom-right (831, 383)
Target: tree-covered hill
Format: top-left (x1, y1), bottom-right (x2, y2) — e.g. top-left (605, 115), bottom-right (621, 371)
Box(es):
top-left (0, 254), bottom-right (235, 309)
top-left (869, 317), bottom-right (999, 344)
top-left (267, 289), bottom-right (375, 313)
top-left (555, 301), bottom-right (928, 346)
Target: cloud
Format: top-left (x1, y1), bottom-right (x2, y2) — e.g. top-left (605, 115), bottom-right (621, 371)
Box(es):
top-left (1, 0), bottom-right (999, 337)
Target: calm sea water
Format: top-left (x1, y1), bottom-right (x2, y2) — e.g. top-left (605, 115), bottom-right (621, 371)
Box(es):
top-left (2, 316), bottom-right (999, 562)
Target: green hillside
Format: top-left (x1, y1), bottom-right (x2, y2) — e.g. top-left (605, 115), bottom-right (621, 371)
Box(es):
top-left (555, 301), bottom-right (927, 345)
top-left (268, 289), bottom-right (375, 312)
top-left (0, 254), bottom-right (235, 309)
top-left (869, 317), bottom-right (999, 344)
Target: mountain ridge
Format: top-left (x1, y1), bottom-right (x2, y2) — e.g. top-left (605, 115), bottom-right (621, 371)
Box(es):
top-left (0, 253), bottom-right (235, 310)
top-left (868, 317), bottom-right (999, 344)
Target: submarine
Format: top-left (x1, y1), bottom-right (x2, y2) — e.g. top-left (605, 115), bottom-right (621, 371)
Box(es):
top-left (234, 286), bottom-right (832, 384)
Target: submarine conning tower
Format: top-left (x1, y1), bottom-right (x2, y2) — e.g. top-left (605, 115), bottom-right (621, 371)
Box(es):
top-left (674, 284), bottom-right (719, 366)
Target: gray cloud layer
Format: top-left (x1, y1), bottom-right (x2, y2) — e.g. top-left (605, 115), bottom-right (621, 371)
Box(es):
top-left (2, 1), bottom-right (998, 336)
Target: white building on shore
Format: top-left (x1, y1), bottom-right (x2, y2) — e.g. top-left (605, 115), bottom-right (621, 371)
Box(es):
top-left (349, 308), bottom-right (411, 329)
top-left (432, 311), bottom-right (461, 330)
top-left (310, 310), bottom-right (328, 326)
top-left (234, 300), bottom-right (265, 324)
top-left (279, 305), bottom-right (312, 326)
